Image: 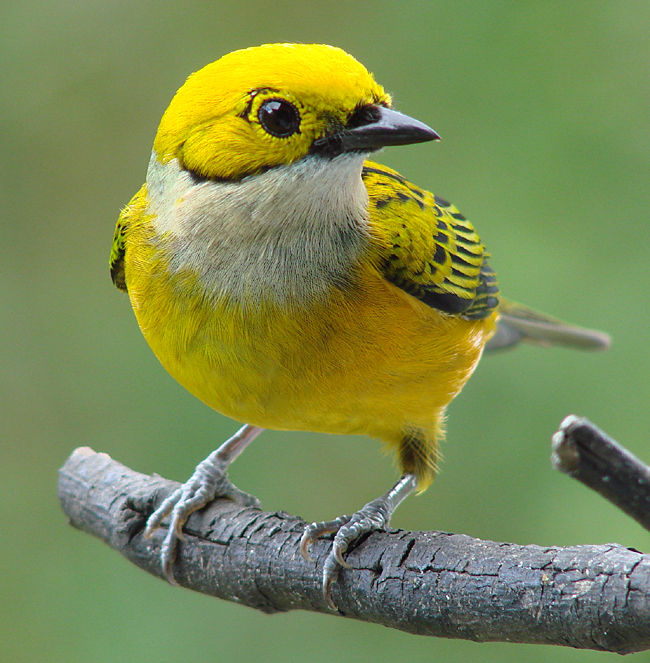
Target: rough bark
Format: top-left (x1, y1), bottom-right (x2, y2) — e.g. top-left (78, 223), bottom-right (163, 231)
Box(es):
top-left (553, 415), bottom-right (650, 531)
top-left (59, 438), bottom-right (650, 654)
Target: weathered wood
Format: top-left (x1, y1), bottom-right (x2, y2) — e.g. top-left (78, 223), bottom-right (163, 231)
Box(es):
top-left (553, 415), bottom-right (650, 531)
top-left (59, 446), bottom-right (650, 654)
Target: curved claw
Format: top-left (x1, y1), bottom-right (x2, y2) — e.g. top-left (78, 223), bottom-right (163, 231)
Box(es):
top-left (142, 425), bottom-right (265, 584)
top-left (300, 516), bottom-right (352, 563)
top-left (299, 529), bottom-right (316, 562)
top-left (160, 528), bottom-right (180, 585)
top-left (150, 475), bottom-right (259, 584)
top-left (301, 475), bottom-right (419, 610)
top-left (148, 490), bottom-right (199, 584)
top-left (322, 555), bottom-right (341, 610)
top-left (332, 540), bottom-right (353, 569)
top-left (144, 487), bottom-right (182, 539)
top-left (144, 456), bottom-right (262, 583)
top-left (318, 511), bottom-right (381, 610)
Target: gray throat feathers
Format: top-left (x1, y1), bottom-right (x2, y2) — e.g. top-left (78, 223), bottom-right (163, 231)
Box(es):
top-left (147, 152), bottom-right (371, 305)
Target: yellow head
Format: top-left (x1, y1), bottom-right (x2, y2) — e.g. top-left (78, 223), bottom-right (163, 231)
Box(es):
top-left (153, 43), bottom-right (436, 180)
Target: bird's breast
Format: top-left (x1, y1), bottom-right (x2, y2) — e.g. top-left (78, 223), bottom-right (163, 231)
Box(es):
top-left (124, 154), bottom-right (495, 437)
top-left (142, 152), bottom-right (371, 305)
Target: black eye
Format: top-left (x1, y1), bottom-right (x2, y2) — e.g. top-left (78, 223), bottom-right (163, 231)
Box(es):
top-left (258, 98), bottom-right (300, 138)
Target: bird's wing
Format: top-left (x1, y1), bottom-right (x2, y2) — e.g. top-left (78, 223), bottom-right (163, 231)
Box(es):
top-left (110, 184), bottom-right (148, 293)
top-left (363, 161), bottom-right (499, 320)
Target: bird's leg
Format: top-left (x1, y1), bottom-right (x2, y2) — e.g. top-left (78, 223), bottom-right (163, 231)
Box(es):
top-left (300, 473), bottom-right (418, 609)
top-left (145, 424), bottom-right (264, 584)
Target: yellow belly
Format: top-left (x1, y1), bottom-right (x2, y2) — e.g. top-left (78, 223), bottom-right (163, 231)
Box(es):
top-left (125, 222), bottom-right (496, 452)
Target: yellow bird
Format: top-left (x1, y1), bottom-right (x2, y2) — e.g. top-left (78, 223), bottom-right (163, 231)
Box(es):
top-left (110, 43), bottom-right (609, 608)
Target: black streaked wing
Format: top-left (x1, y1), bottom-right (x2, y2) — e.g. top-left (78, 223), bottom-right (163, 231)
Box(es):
top-left (363, 162), bottom-right (499, 319)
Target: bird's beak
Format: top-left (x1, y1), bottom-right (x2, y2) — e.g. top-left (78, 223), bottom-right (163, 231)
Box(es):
top-left (312, 106), bottom-right (440, 156)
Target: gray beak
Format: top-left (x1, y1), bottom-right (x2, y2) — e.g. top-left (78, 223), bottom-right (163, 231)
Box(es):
top-left (312, 106), bottom-right (440, 156)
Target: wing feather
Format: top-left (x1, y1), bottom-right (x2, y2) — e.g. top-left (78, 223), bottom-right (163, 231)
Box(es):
top-left (363, 162), bottom-right (499, 319)
top-left (110, 184), bottom-right (148, 293)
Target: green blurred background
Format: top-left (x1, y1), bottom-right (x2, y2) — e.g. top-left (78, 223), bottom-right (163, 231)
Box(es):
top-left (2, 1), bottom-right (649, 661)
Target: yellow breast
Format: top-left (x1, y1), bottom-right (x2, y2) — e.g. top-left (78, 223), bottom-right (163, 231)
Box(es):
top-left (124, 201), bottom-right (496, 450)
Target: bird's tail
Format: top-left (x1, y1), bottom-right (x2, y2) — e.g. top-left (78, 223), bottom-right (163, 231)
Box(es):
top-left (485, 298), bottom-right (611, 352)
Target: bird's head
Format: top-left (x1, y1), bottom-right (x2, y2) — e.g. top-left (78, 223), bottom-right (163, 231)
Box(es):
top-left (153, 43), bottom-right (439, 181)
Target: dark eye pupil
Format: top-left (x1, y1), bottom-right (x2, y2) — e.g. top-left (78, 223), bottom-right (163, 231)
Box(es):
top-left (258, 99), bottom-right (300, 138)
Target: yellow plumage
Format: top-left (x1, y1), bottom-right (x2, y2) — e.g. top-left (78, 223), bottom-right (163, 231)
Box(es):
top-left (153, 44), bottom-right (390, 179)
top-left (115, 160), bottom-right (496, 490)
top-left (110, 43), bottom-right (609, 603)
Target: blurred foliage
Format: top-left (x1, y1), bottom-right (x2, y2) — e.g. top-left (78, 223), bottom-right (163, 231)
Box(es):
top-left (2, 1), bottom-right (650, 661)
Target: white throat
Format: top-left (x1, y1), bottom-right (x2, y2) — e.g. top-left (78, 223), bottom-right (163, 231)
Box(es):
top-left (146, 152), bottom-right (370, 304)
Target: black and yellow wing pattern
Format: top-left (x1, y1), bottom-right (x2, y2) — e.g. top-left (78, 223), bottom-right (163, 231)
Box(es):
top-left (363, 162), bottom-right (609, 350)
top-left (110, 184), bottom-right (148, 293)
top-left (363, 162), bottom-right (499, 320)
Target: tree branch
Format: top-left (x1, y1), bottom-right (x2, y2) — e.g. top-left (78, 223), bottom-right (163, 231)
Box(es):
top-left (59, 445), bottom-right (650, 654)
top-left (553, 415), bottom-right (650, 531)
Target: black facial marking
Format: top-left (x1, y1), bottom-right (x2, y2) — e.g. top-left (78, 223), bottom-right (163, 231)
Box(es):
top-left (346, 103), bottom-right (382, 129)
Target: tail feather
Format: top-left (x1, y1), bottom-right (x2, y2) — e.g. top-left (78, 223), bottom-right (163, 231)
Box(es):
top-left (485, 299), bottom-right (611, 352)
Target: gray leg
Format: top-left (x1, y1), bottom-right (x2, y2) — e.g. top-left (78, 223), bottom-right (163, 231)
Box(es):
top-left (300, 473), bottom-right (418, 609)
top-left (145, 424), bottom-right (264, 584)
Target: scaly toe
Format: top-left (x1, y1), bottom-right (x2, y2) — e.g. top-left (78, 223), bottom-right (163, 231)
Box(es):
top-left (314, 497), bottom-right (395, 607)
top-left (300, 515), bottom-right (352, 561)
top-left (144, 487), bottom-right (183, 539)
top-left (301, 475), bottom-right (418, 609)
top-left (145, 464), bottom-right (261, 584)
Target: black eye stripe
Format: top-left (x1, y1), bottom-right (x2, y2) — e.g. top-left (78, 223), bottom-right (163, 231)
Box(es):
top-left (258, 98), bottom-right (301, 138)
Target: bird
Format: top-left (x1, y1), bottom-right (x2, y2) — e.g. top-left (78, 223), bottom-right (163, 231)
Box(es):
top-left (110, 43), bottom-right (610, 609)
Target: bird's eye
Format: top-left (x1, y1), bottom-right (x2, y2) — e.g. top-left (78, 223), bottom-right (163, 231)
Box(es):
top-left (258, 99), bottom-right (301, 138)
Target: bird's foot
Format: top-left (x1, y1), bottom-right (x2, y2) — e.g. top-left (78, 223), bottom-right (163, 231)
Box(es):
top-left (144, 425), bottom-right (263, 584)
top-left (300, 473), bottom-right (417, 610)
